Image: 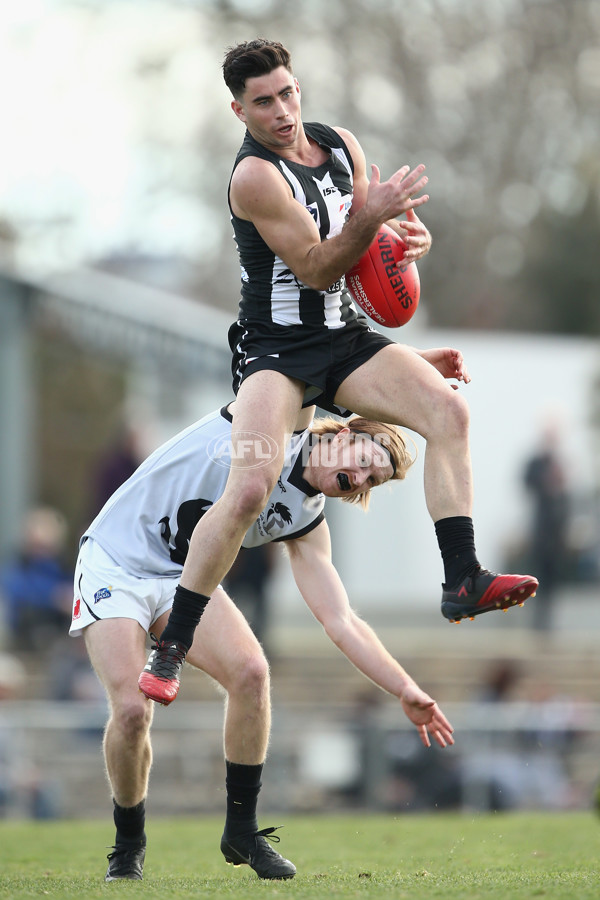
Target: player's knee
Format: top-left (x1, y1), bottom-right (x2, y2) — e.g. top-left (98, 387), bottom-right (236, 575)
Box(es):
top-left (435, 389), bottom-right (470, 441)
top-left (230, 650), bottom-right (270, 700)
top-left (233, 475), bottom-right (276, 522)
top-left (448, 389), bottom-right (470, 434)
top-left (112, 694), bottom-right (153, 739)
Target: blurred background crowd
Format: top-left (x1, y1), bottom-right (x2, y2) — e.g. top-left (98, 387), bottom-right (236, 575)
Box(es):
top-left (0, 0), bottom-right (599, 820)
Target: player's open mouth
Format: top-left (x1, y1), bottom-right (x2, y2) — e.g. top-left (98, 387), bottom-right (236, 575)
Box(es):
top-left (337, 472), bottom-right (351, 492)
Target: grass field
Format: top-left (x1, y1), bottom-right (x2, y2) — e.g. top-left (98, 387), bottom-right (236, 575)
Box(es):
top-left (0, 812), bottom-right (598, 899)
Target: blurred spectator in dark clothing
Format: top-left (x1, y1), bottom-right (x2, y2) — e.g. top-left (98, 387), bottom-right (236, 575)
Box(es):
top-left (523, 421), bottom-right (571, 631)
top-left (0, 508), bottom-right (72, 652)
top-left (91, 423), bottom-right (143, 516)
top-left (477, 659), bottom-right (521, 703)
top-left (224, 544), bottom-right (276, 654)
top-left (48, 634), bottom-right (106, 703)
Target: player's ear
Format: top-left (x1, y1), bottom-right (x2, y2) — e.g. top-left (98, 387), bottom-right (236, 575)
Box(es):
top-left (334, 427), bottom-right (351, 443)
top-left (231, 99), bottom-right (246, 123)
top-left (295, 77), bottom-right (301, 95)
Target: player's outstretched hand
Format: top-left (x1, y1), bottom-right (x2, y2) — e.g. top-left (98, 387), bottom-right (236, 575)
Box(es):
top-left (419, 347), bottom-right (471, 387)
top-left (400, 681), bottom-right (455, 749)
top-left (367, 163), bottom-right (429, 223)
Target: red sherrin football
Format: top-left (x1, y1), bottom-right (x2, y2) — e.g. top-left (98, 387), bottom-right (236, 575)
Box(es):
top-left (345, 223), bottom-right (420, 328)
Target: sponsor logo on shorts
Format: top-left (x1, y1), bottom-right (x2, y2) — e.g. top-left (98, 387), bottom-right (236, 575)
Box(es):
top-left (73, 598), bottom-right (81, 619)
top-left (94, 587), bottom-right (112, 603)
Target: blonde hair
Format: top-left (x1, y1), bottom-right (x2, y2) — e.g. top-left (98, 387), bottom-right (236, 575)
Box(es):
top-left (309, 416), bottom-right (415, 510)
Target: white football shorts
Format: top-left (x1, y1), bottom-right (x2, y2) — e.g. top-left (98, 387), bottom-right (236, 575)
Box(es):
top-left (70, 538), bottom-right (177, 637)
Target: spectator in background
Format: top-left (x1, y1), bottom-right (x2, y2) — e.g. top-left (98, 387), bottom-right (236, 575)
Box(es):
top-left (477, 659), bottom-right (521, 704)
top-left (460, 657), bottom-right (577, 811)
top-left (223, 545), bottom-right (276, 655)
top-left (523, 420), bottom-right (571, 631)
top-left (0, 652), bottom-right (59, 818)
top-left (48, 634), bottom-right (106, 704)
top-left (91, 422), bottom-right (143, 517)
top-left (0, 507), bottom-right (72, 652)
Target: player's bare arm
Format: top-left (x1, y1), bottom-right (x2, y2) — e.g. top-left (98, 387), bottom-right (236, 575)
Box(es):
top-left (231, 145), bottom-right (428, 292)
top-left (334, 126), bottom-right (432, 263)
top-left (285, 522), bottom-right (454, 749)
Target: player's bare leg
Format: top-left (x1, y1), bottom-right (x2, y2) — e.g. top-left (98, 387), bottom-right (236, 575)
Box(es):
top-left (335, 343), bottom-right (538, 620)
top-left (180, 371), bottom-right (305, 595)
top-left (84, 618), bottom-right (152, 881)
top-left (335, 343), bottom-right (473, 518)
top-left (138, 371), bottom-right (305, 705)
top-left (176, 589), bottom-right (295, 879)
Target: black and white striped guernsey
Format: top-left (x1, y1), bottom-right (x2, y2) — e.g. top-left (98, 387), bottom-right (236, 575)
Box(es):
top-left (229, 122), bottom-right (359, 329)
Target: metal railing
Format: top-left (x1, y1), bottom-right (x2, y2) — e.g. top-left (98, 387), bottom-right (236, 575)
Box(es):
top-left (1, 699), bottom-right (598, 819)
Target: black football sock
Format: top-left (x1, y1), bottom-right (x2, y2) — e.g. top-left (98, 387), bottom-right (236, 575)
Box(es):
top-left (224, 761), bottom-right (264, 837)
top-left (159, 584), bottom-right (210, 651)
top-left (434, 516), bottom-right (480, 589)
top-left (113, 798), bottom-right (146, 847)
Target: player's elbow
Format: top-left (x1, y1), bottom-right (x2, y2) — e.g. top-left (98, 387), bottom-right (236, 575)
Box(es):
top-left (297, 269), bottom-right (332, 292)
top-left (308, 271), bottom-right (337, 291)
top-left (321, 609), bottom-right (354, 648)
top-left (307, 278), bottom-right (330, 291)
top-left (299, 246), bottom-right (340, 292)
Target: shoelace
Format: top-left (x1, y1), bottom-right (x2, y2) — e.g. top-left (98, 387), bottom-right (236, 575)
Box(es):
top-left (469, 567), bottom-right (495, 586)
top-left (256, 826), bottom-right (282, 844)
top-left (106, 844), bottom-right (145, 861)
top-left (460, 566), bottom-right (490, 589)
top-left (148, 633), bottom-right (186, 679)
top-left (248, 826), bottom-right (286, 862)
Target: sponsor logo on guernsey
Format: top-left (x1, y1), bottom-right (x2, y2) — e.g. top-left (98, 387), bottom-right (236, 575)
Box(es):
top-left (256, 502), bottom-right (293, 538)
top-left (94, 587), bottom-right (112, 603)
top-left (263, 502), bottom-right (293, 534)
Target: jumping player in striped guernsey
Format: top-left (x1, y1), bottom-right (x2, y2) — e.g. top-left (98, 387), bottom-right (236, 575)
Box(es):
top-left (139, 28), bottom-right (538, 812)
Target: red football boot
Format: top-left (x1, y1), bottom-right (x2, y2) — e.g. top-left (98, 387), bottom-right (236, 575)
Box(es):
top-left (441, 567), bottom-right (539, 623)
top-left (138, 636), bottom-right (187, 705)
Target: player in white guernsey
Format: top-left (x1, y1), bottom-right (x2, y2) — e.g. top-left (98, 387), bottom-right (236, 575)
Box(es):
top-left (142, 38), bottom-right (538, 710)
top-left (72, 402), bottom-right (455, 881)
top-left (75, 405), bottom-right (327, 583)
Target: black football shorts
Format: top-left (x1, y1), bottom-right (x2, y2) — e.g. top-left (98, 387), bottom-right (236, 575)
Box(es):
top-left (228, 316), bottom-right (393, 417)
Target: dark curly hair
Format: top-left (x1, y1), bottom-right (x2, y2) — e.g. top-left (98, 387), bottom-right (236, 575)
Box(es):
top-left (223, 39), bottom-right (293, 100)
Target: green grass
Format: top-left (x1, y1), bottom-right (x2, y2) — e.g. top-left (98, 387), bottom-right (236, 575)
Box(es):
top-left (0, 812), bottom-right (598, 899)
